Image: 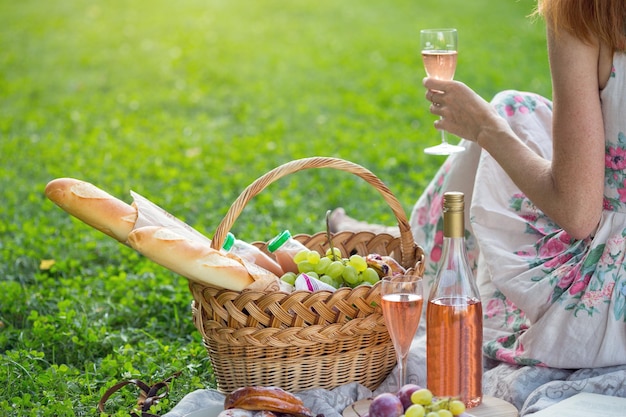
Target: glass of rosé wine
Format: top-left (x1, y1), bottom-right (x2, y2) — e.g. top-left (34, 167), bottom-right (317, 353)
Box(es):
top-left (421, 28), bottom-right (465, 155)
top-left (381, 274), bottom-right (424, 387)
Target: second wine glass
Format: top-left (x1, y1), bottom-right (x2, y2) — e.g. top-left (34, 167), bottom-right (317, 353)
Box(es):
top-left (421, 28), bottom-right (465, 155)
top-left (381, 274), bottom-right (424, 388)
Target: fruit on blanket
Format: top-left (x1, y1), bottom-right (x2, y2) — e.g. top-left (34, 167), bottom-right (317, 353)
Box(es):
top-left (396, 384), bottom-right (422, 410)
top-left (369, 386), bottom-right (467, 417)
top-left (368, 393), bottom-right (404, 417)
top-left (410, 389), bottom-right (433, 405)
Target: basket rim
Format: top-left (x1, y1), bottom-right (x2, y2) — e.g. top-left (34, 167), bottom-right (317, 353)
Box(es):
top-left (207, 157), bottom-right (424, 271)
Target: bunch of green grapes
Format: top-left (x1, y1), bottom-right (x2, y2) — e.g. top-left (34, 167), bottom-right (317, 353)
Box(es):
top-left (406, 388), bottom-right (468, 417)
top-left (279, 248), bottom-right (380, 289)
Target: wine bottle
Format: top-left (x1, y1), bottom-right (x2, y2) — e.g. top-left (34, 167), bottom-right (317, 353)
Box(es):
top-left (426, 191), bottom-right (483, 408)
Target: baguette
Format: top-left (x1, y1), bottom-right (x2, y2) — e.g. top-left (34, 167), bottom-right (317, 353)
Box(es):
top-left (127, 225), bottom-right (255, 291)
top-left (45, 178), bottom-right (137, 243)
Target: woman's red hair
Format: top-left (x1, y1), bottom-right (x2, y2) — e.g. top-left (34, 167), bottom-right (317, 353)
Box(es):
top-left (536, 0), bottom-right (626, 51)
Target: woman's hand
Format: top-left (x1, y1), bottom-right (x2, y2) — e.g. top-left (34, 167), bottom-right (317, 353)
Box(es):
top-left (423, 77), bottom-right (509, 147)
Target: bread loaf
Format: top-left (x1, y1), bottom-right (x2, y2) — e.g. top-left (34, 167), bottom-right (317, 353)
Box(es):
top-left (45, 178), bottom-right (137, 243)
top-left (224, 386), bottom-right (313, 417)
top-left (127, 225), bottom-right (256, 291)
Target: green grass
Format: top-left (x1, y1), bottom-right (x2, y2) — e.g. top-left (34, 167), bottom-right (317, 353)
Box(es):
top-left (0, 0), bottom-right (549, 415)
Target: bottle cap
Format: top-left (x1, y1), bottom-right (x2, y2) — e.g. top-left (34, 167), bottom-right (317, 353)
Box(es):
top-left (222, 232), bottom-right (236, 251)
top-left (267, 230), bottom-right (292, 253)
top-left (443, 191), bottom-right (464, 237)
top-left (443, 191), bottom-right (464, 212)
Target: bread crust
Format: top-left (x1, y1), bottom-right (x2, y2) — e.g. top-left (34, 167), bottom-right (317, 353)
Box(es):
top-left (224, 386), bottom-right (313, 417)
top-left (127, 226), bottom-right (255, 291)
top-left (45, 178), bottom-right (137, 243)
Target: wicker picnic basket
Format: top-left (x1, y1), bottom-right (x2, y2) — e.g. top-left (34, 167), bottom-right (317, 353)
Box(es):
top-left (190, 157), bottom-right (425, 393)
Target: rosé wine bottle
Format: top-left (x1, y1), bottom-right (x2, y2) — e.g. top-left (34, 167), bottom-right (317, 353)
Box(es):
top-left (426, 191), bottom-right (483, 408)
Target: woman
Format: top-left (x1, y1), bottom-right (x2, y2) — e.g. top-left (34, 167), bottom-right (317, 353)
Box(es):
top-left (332, 0), bottom-right (626, 369)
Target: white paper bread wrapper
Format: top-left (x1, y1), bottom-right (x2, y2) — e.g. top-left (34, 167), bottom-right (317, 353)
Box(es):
top-left (127, 225), bottom-right (280, 292)
top-left (44, 178), bottom-right (281, 292)
top-left (130, 191), bottom-right (213, 246)
top-left (128, 191), bottom-right (281, 292)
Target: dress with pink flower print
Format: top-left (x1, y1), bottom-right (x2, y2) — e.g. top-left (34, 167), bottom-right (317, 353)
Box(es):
top-left (408, 54), bottom-right (626, 369)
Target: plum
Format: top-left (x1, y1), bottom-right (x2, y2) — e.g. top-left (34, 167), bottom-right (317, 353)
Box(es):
top-left (368, 393), bottom-right (404, 417)
top-left (395, 384), bottom-right (422, 410)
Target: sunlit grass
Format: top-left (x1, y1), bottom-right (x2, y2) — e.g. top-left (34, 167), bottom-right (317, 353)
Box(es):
top-left (0, 0), bottom-right (547, 415)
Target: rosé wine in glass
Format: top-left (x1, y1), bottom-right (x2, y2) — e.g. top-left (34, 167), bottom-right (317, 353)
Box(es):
top-left (420, 28), bottom-right (465, 155)
top-left (381, 275), bottom-right (424, 388)
top-left (422, 50), bottom-right (457, 81)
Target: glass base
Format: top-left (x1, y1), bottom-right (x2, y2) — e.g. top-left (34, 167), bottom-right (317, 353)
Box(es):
top-left (424, 142), bottom-right (465, 155)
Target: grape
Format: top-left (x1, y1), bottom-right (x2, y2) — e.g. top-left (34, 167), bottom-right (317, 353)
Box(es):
top-left (411, 389), bottom-right (433, 406)
top-left (397, 384), bottom-right (422, 410)
top-left (349, 254), bottom-right (368, 272)
top-left (368, 393), bottom-right (403, 417)
top-left (447, 401), bottom-right (465, 416)
top-left (307, 250), bottom-right (321, 265)
top-left (319, 274), bottom-right (339, 288)
top-left (290, 248), bottom-right (384, 289)
top-left (314, 256), bottom-right (331, 275)
top-left (404, 404), bottom-right (425, 417)
top-left (342, 265), bottom-right (359, 286)
top-left (280, 272), bottom-right (297, 286)
top-left (325, 247), bottom-right (342, 260)
top-left (326, 260), bottom-right (345, 279)
top-left (390, 385), bottom-right (467, 417)
top-left (297, 260), bottom-right (315, 273)
top-left (293, 249), bottom-right (310, 264)
top-left (362, 267), bottom-right (381, 285)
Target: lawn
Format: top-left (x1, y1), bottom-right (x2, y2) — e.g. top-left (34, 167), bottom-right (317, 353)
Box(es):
top-left (0, 0), bottom-right (549, 415)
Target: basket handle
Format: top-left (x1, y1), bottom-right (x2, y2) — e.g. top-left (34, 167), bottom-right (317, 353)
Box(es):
top-left (210, 157), bottom-right (420, 269)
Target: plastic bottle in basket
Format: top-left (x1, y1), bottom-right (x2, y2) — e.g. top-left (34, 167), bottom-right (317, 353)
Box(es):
top-left (267, 230), bottom-right (308, 274)
top-left (222, 232), bottom-right (284, 277)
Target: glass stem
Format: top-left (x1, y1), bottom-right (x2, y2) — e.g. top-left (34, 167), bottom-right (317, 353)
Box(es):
top-left (398, 352), bottom-right (408, 387)
top-left (440, 117), bottom-right (447, 144)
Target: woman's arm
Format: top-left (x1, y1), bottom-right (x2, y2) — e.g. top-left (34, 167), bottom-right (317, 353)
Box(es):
top-left (424, 26), bottom-right (605, 240)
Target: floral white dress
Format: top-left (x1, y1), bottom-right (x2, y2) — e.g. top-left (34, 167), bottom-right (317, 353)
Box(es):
top-left (410, 53), bottom-right (626, 369)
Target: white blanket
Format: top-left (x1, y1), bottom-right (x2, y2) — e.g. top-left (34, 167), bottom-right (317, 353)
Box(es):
top-left (163, 326), bottom-right (626, 417)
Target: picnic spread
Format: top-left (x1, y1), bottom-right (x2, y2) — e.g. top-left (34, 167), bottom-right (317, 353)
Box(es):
top-left (160, 323), bottom-right (626, 417)
top-left (45, 157), bottom-right (626, 417)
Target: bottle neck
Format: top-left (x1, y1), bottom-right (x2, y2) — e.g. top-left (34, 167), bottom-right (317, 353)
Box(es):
top-left (441, 236), bottom-right (467, 260)
top-left (429, 191), bottom-right (480, 301)
top-left (443, 209), bottom-right (464, 239)
top-left (439, 235), bottom-right (468, 269)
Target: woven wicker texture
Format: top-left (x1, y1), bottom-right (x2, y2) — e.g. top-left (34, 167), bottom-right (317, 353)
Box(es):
top-left (190, 157), bottom-right (425, 393)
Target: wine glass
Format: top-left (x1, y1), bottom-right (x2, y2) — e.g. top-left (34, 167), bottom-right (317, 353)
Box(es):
top-left (421, 28), bottom-right (465, 155)
top-left (381, 274), bottom-right (424, 388)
